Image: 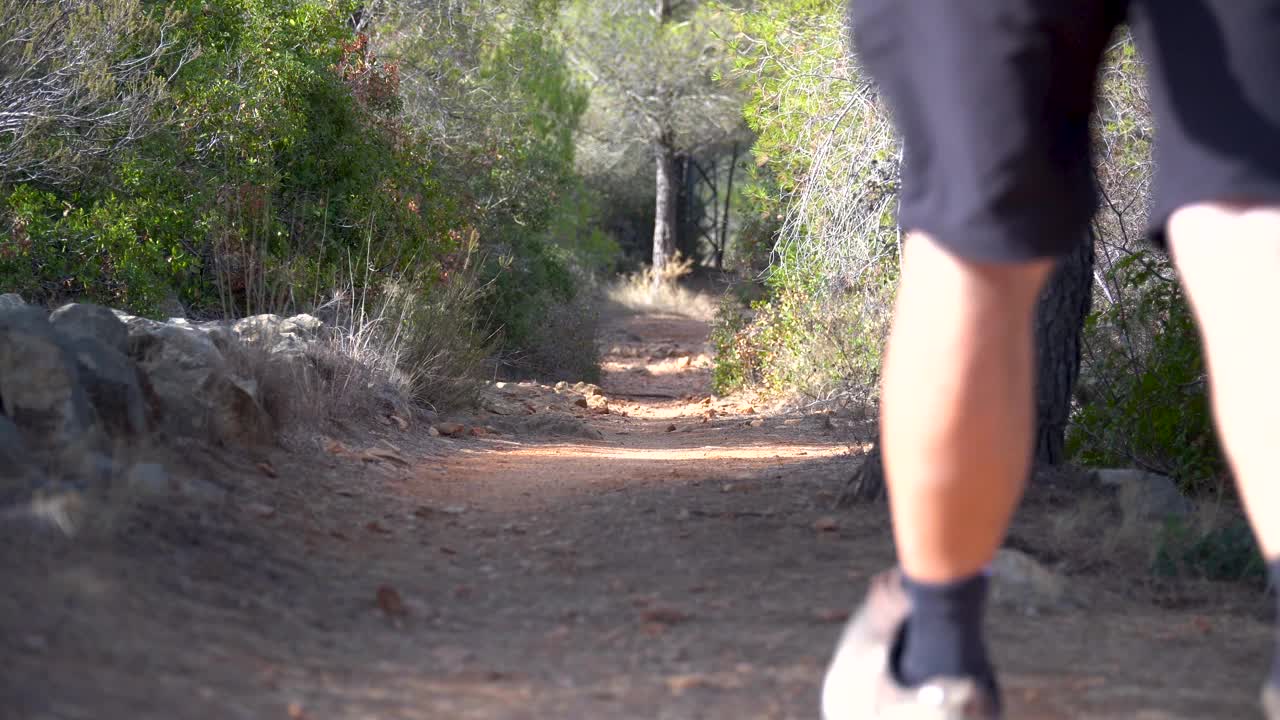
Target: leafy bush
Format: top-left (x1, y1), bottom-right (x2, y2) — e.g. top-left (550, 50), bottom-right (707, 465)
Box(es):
top-left (1153, 516), bottom-right (1266, 587)
top-left (1069, 251), bottom-right (1225, 493)
top-left (711, 0), bottom-right (898, 405)
top-left (2, 0), bottom-right (607, 399)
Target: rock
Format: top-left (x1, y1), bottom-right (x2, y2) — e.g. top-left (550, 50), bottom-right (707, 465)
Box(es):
top-left (67, 449), bottom-right (115, 488)
top-left (0, 414), bottom-right (28, 475)
top-left (0, 305), bottom-right (95, 450)
top-left (1093, 468), bottom-right (1191, 521)
top-left (126, 462), bottom-right (170, 495)
top-left (0, 293), bottom-right (27, 311)
top-left (49, 303), bottom-right (129, 355)
top-left (282, 314), bottom-right (325, 335)
top-left (127, 322), bottom-right (273, 446)
top-left (232, 314), bottom-right (284, 342)
top-left (158, 292), bottom-right (186, 320)
top-left (62, 336), bottom-right (151, 437)
top-left (434, 422), bottom-right (468, 438)
top-left (233, 313), bottom-right (329, 352)
top-left (988, 548), bottom-right (1070, 611)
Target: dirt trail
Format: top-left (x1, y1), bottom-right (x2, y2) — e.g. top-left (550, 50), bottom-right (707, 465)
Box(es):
top-left (1, 304), bottom-right (1273, 719)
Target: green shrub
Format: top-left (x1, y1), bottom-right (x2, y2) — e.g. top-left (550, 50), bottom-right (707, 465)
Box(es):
top-left (1152, 516), bottom-right (1266, 587)
top-left (3, 0), bottom-right (605, 395)
top-left (1068, 251), bottom-right (1225, 493)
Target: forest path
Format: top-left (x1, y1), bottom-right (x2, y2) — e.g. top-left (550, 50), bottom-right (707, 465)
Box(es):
top-left (1, 300), bottom-right (1271, 719)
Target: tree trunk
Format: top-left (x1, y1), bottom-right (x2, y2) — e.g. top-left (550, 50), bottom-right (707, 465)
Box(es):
top-left (717, 143), bottom-right (739, 270)
top-left (652, 140), bottom-right (678, 285)
top-left (656, 0), bottom-right (671, 21)
top-left (1033, 230), bottom-right (1096, 465)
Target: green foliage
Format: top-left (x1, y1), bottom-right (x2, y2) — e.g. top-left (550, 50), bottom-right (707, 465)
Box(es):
top-left (709, 0), bottom-right (898, 404)
top-left (2, 0), bottom-right (605, 388)
top-left (1153, 516), bottom-right (1266, 587)
top-left (1068, 251), bottom-right (1225, 493)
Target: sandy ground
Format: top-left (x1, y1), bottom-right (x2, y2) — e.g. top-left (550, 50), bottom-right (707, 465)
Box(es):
top-left (1, 302), bottom-right (1274, 720)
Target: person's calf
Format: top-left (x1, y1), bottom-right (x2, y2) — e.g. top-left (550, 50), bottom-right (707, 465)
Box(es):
top-left (882, 233), bottom-right (1053, 584)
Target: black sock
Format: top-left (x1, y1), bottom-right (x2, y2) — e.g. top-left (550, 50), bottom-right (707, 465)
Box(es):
top-left (1270, 560), bottom-right (1280, 688)
top-left (897, 570), bottom-right (996, 693)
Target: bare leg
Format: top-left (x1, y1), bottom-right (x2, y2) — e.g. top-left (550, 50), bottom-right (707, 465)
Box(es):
top-left (881, 232), bottom-right (1054, 583)
top-left (1168, 202), bottom-right (1280, 559)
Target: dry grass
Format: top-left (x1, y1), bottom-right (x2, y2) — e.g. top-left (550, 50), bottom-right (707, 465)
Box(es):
top-left (1025, 476), bottom-right (1266, 611)
top-left (606, 253), bottom-right (718, 321)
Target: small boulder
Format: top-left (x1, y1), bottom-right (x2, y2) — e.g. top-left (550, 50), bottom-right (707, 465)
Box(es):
top-left (281, 314), bottom-right (325, 336)
top-left (209, 375), bottom-right (275, 447)
top-left (127, 321), bottom-right (273, 446)
top-left (126, 462), bottom-right (170, 496)
top-left (0, 414), bottom-right (28, 475)
top-left (988, 548), bottom-right (1071, 612)
top-left (1093, 468), bottom-right (1191, 521)
top-left (0, 305), bottom-right (94, 450)
top-left (62, 336), bottom-right (151, 437)
top-left (0, 293), bottom-right (28, 311)
top-left (49, 303), bottom-right (129, 355)
top-left (232, 314), bottom-right (284, 343)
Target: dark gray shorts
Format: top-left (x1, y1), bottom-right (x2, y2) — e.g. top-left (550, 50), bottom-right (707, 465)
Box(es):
top-left (848, 0), bottom-right (1280, 261)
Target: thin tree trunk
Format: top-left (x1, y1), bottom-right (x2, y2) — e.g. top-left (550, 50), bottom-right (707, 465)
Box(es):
top-left (1034, 229), bottom-right (1096, 465)
top-left (652, 140), bottom-right (678, 285)
top-left (656, 0), bottom-right (671, 21)
top-left (718, 143), bottom-right (739, 270)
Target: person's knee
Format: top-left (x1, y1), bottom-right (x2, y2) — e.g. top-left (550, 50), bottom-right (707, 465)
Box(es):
top-left (1170, 201), bottom-right (1280, 249)
top-left (901, 231), bottom-right (1054, 314)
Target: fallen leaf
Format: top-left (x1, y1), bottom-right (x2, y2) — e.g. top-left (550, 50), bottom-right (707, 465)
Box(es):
top-left (641, 622), bottom-right (669, 637)
top-left (814, 516), bottom-right (840, 532)
top-left (389, 414), bottom-right (409, 430)
top-left (362, 447), bottom-right (410, 466)
top-left (813, 608), bottom-right (851, 623)
top-left (247, 502), bottom-right (277, 519)
top-left (666, 674), bottom-right (712, 695)
top-left (427, 426), bottom-right (441, 437)
top-left (739, 405), bottom-right (756, 414)
top-left (256, 462), bottom-right (278, 478)
top-left (376, 585), bottom-right (406, 617)
top-left (469, 426), bottom-right (489, 437)
top-left (665, 672), bottom-right (745, 695)
top-left (641, 607), bottom-right (691, 624)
